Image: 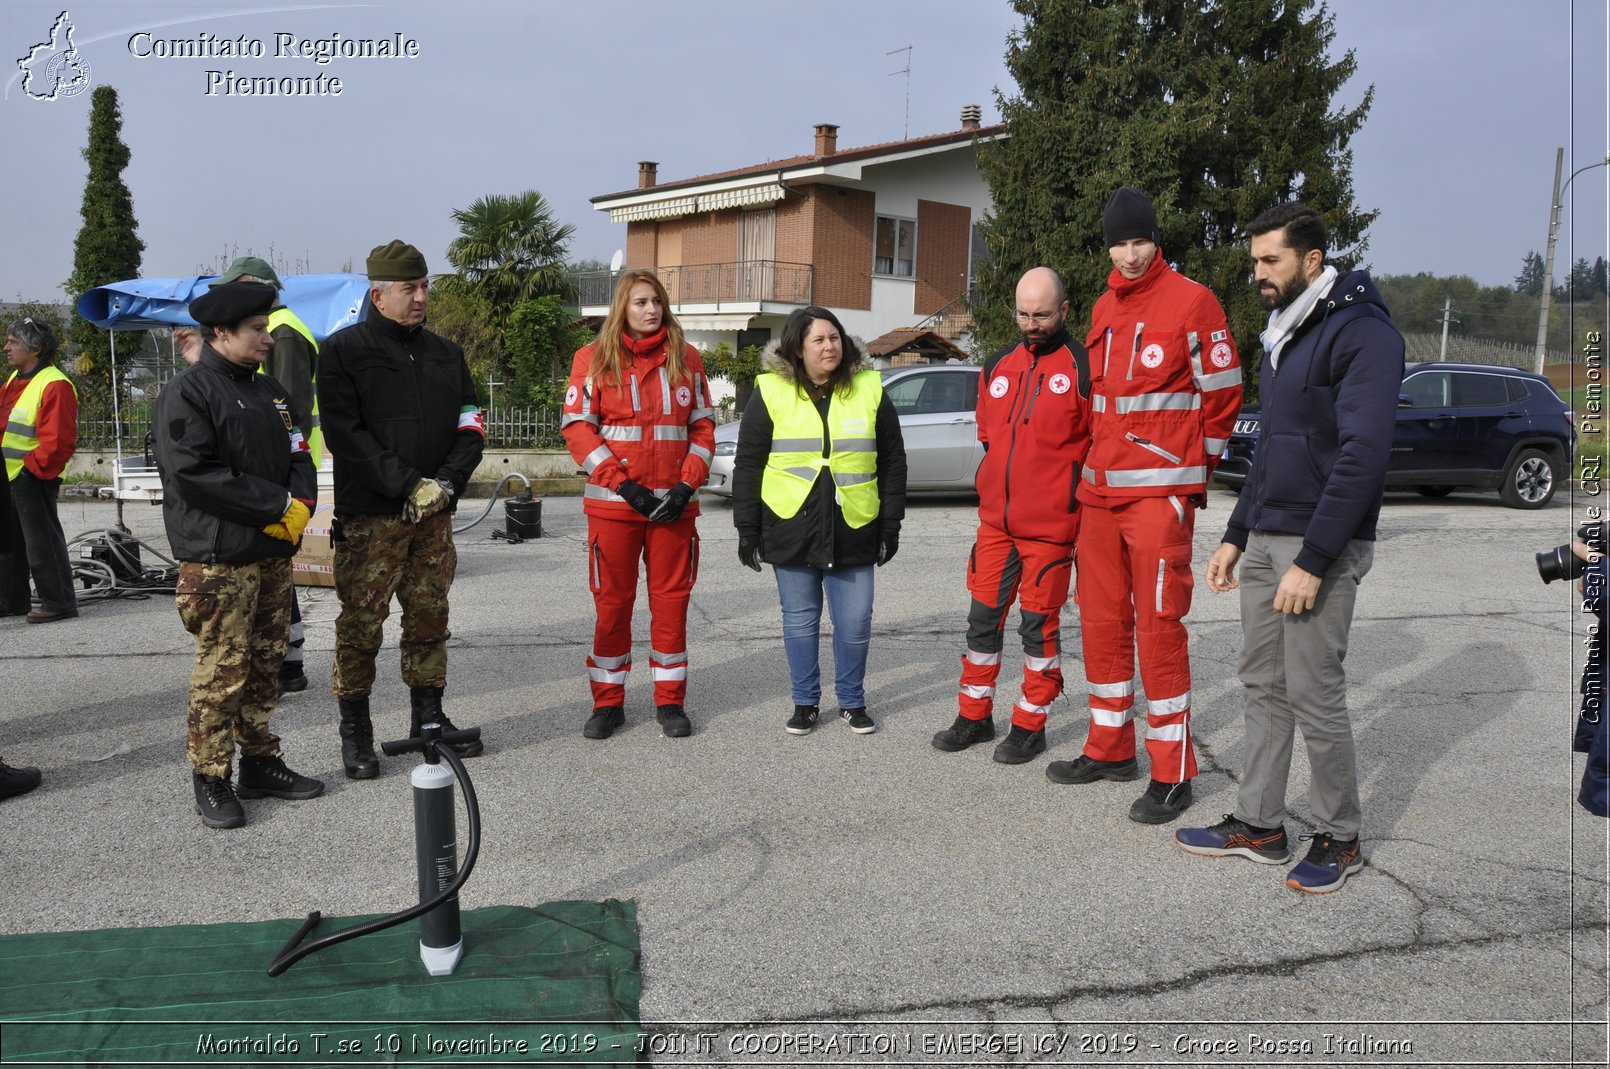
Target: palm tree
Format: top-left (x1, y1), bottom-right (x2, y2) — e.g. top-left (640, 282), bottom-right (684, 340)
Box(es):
top-left (442, 190), bottom-right (576, 314)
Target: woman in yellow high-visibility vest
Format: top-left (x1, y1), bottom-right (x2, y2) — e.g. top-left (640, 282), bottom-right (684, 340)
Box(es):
top-left (1, 316), bottom-right (78, 624)
top-left (732, 307), bottom-right (907, 736)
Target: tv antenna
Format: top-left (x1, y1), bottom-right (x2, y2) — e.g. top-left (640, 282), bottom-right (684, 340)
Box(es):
top-left (887, 45), bottom-right (911, 139)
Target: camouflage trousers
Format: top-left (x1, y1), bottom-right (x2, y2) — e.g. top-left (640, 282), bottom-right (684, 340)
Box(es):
top-left (332, 510), bottom-right (456, 698)
top-left (176, 557), bottom-right (291, 777)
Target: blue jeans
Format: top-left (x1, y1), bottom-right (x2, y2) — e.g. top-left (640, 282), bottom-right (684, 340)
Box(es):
top-left (773, 564), bottom-right (875, 709)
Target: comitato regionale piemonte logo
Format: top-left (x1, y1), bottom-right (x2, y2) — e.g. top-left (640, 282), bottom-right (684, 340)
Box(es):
top-left (17, 10), bottom-right (92, 101)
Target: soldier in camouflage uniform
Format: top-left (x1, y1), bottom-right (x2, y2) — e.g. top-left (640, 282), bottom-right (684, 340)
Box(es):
top-left (317, 241), bottom-right (486, 778)
top-left (154, 282), bottom-right (324, 830)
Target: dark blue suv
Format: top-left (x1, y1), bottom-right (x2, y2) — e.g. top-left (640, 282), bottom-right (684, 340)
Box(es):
top-left (1214, 362), bottom-right (1576, 509)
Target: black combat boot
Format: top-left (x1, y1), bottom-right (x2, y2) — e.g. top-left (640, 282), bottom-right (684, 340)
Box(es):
top-left (193, 770), bottom-right (245, 829)
top-left (338, 696), bottom-right (380, 780)
top-left (410, 686), bottom-right (483, 758)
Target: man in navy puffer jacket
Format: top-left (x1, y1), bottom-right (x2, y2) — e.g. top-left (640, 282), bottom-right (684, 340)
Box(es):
top-left (1176, 202), bottom-right (1404, 895)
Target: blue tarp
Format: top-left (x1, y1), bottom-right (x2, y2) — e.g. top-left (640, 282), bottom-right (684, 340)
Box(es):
top-left (75, 273), bottom-right (371, 341)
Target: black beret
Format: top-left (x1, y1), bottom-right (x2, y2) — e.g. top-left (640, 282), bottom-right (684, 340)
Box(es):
top-left (188, 281), bottom-right (278, 327)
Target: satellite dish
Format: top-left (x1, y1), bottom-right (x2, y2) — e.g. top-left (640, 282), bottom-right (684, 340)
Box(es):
top-left (609, 249), bottom-right (624, 274)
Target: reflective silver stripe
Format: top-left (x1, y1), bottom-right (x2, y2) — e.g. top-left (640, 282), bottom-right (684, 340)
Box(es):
top-left (1126, 435), bottom-right (1182, 464)
top-left (586, 483), bottom-right (668, 503)
top-left (590, 652), bottom-right (631, 669)
top-left (582, 378), bottom-right (593, 417)
top-left (629, 374), bottom-right (641, 412)
top-left (965, 650), bottom-right (1000, 666)
top-left (1015, 697), bottom-right (1050, 716)
top-left (5, 420), bottom-right (32, 436)
top-left (1088, 680), bottom-right (1133, 699)
top-left (1091, 394), bottom-right (1107, 413)
top-left (781, 466), bottom-right (818, 480)
top-left (651, 649), bottom-right (688, 665)
top-left (562, 412), bottom-right (600, 427)
top-left (1024, 654), bottom-right (1060, 673)
top-left (1198, 368), bottom-right (1243, 391)
top-left (1168, 495), bottom-right (1184, 525)
top-left (1145, 722), bottom-right (1188, 741)
top-left (583, 445), bottom-right (613, 473)
top-left (588, 667), bottom-right (630, 684)
top-left (1113, 392), bottom-right (1201, 414)
top-left (1156, 558), bottom-right (1167, 614)
top-left (601, 425), bottom-right (644, 441)
top-left (1081, 465), bottom-right (1097, 484)
top-left (961, 684), bottom-right (994, 699)
top-left (1187, 330), bottom-right (1205, 383)
top-left (687, 443), bottom-right (713, 464)
top-left (1090, 706), bottom-right (1134, 727)
top-left (659, 367), bottom-right (672, 412)
top-left (834, 437), bottom-right (876, 452)
top-left (690, 407), bottom-right (715, 421)
top-left (653, 425), bottom-right (688, 440)
top-left (1204, 436), bottom-right (1228, 457)
top-left (833, 472), bottom-right (875, 486)
top-left (1, 446), bottom-right (26, 460)
top-left (651, 665), bottom-right (687, 681)
top-left (1149, 691), bottom-right (1192, 717)
top-left (771, 437), bottom-right (822, 452)
top-left (695, 371), bottom-right (708, 407)
top-left (1105, 466), bottom-right (1207, 487)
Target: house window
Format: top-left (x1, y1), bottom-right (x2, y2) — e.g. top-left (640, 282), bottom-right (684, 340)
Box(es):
top-left (874, 215), bottom-right (917, 278)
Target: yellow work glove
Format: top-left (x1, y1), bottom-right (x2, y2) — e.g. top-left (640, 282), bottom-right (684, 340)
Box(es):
top-left (404, 477), bottom-right (451, 524)
top-left (263, 499), bottom-right (312, 544)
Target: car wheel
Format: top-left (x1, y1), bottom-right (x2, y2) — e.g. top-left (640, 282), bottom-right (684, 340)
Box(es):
top-left (1499, 448), bottom-right (1558, 510)
top-left (1415, 485), bottom-right (1454, 498)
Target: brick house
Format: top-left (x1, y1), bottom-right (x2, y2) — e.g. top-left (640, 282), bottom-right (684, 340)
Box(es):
top-left (579, 107), bottom-right (1005, 377)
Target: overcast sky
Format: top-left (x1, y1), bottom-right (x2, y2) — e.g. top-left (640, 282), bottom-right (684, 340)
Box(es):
top-left (1, 0), bottom-right (1605, 307)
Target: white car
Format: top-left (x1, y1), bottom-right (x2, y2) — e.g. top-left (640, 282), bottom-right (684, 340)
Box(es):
top-left (704, 364), bottom-right (984, 497)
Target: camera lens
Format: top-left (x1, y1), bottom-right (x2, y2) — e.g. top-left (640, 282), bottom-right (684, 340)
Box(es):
top-left (1538, 543), bottom-right (1588, 585)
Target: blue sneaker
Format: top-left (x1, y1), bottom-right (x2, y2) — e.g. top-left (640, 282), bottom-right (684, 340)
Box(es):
top-left (1175, 814), bottom-right (1290, 864)
top-left (1285, 833), bottom-right (1363, 893)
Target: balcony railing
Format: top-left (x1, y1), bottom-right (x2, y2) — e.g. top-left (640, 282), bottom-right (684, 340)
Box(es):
top-left (573, 260), bottom-right (813, 310)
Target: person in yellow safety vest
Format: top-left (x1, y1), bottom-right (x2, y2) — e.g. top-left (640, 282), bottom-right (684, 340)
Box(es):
top-left (731, 306), bottom-right (907, 737)
top-left (1, 316), bottom-right (79, 624)
top-left (210, 258), bottom-right (320, 694)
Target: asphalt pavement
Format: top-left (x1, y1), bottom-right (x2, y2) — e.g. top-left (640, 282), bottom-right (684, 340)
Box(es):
top-left (0, 486), bottom-right (1604, 1066)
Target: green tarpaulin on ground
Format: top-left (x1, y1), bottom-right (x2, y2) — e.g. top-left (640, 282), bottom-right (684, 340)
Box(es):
top-left (0, 901), bottom-right (643, 1066)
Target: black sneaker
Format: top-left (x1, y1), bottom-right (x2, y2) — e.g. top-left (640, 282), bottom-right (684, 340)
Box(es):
top-left (0, 761), bottom-right (42, 800)
top-left (193, 771), bottom-right (245, 829)
top-left (656, 704), bottom-right (692, 738)
top-left (992, 725), bottom-right (1046, 764)
top-left (785, 705), bottom-right (819, 735)
top-left (277, 666), bottom-right (308, 696)
top-left (931, 714), bottom-right (996, 752)
top-left (1046, 754), bottom-right (1141, 784)
top-left (584, 706), bottom-right (625, 739)
top-left (1129, 778), bottom-right (1193, 824)
top-left (1286, 833), bottom-right (1364, 893)
top-left (1175, 814), bottom-right (1290, 864)
top-left (236, 755), bottom-right (325, 801)
top-left (839, 707), bottom-right (876, 734)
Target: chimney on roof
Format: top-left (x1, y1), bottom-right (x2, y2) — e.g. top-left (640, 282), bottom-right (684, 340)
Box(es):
top-left (814, 123), bottom-right (839, 157)
top-left (637, 161), bottom-right (658, 189)
top-left (960, 104), bottom-right (982, 131)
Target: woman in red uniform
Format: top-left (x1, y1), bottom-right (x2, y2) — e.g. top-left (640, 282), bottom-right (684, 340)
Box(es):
top-left (561, 271), bottom-right (716, 739)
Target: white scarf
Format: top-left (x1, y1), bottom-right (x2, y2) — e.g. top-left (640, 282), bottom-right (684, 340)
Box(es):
top-left (1260, 264), bottom-right (1337, 371)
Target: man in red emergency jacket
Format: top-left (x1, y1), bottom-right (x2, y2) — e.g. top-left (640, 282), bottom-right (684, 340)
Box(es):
top-left (932, 267), bottom-right (1091, 764)
top-left (1047, 188), bottom-right (1242, 823)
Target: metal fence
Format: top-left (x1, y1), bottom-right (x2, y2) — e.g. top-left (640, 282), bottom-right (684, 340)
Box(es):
top-left (572, 261), bottom-right (813, 309)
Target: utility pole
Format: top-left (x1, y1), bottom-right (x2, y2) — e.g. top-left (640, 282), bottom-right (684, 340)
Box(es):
top-left (1534, 148), bottom-right (1564, 375)
top-left (1438, 297), bottom-right (1459, 361)
top-left (887, 46), bottom-right (911, 140)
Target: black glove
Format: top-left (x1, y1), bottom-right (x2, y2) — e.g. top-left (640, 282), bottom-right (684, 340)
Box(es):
top-left (877, 524), bottom-right (900, 566)
top-left (651, 482), bottom-right (695, 523)
top-left (616, 479), bottom-right (660, 519)
top-left (738, 532), bottom-right (763, 572)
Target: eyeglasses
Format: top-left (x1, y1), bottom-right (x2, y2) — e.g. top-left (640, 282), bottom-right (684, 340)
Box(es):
top-left (1015, 310), bottom-right (1059, 324)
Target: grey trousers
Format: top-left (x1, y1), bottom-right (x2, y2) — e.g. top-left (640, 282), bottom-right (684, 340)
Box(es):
top-left (1235, 531), bottom-right (1373, 840)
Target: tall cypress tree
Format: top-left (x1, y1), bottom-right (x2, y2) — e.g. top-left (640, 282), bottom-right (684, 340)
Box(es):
top-left (973, 0), bottom-right (1375, 386)
top-left (63, 85), bottom-right (144, 387)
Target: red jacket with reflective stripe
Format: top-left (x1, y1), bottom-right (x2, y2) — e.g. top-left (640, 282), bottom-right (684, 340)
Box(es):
top-left (561, 337), bottom-right (716, 521)
top-left (1078, 254), bottom-right (1242, 503)
top-left (975, 332), bottom-right (1091, 544)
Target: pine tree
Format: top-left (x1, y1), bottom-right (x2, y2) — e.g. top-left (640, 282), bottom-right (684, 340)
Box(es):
top-left (1513, 251), bottom-right (1545, 297)
top-left (973, 0), bottom-right (1376, 386)
top-left (1592, 255), bottom-right (1608, 298)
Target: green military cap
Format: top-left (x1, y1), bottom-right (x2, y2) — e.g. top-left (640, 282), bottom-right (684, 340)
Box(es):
top-left (188, 281), bottom-right (277, 327)
top-left (210, 256), bottom-right (282, 289)
top-left (366, 240), bottom-right (428, 281)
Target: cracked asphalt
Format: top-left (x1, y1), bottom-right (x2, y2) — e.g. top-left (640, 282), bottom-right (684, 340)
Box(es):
top-left (2, 487), bottom-right (1604, 1065)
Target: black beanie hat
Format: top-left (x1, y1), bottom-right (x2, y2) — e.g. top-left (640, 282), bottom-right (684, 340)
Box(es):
top-left (1103, 187), bottom-right (1159, 246)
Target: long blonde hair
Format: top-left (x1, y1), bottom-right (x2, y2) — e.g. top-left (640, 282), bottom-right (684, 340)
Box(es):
top-left (589, 270), bottom-right (689, 384)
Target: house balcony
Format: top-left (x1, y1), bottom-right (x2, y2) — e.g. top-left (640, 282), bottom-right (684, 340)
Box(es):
top-left (574, 261), bottom-right (813, 323)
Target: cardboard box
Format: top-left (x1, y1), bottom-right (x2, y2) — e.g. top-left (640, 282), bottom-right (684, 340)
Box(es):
top-left (292, 503), bottom-right (336, 588)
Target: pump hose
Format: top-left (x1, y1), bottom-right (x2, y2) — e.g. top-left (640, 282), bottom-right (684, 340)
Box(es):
top-left (453, 472), bottom-right (533, 534)
top-left (265, 739), bottom-right (481, 977)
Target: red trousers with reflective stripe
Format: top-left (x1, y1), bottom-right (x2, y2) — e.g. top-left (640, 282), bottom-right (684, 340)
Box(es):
top-left (586, 514), bottom-right (699, 709)
top-left (958, 521), bottom-right (1074, 732)
top-left (1074, 496), bottom-right (1197, 782)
